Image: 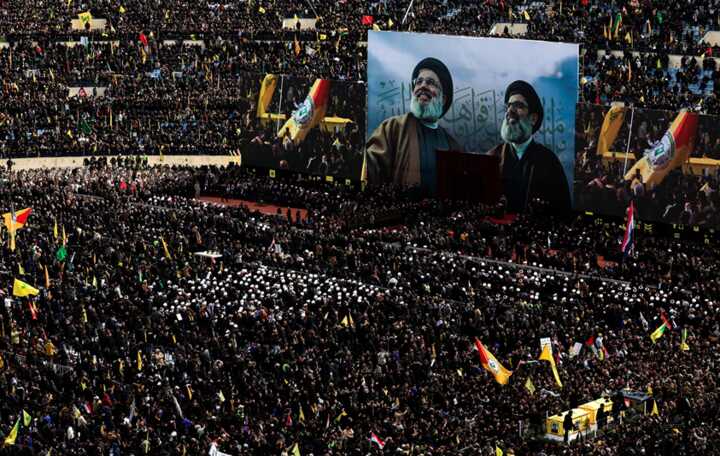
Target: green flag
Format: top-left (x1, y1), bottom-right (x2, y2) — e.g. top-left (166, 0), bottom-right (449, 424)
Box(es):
top-left (22, 410), bottom-right (31, 427)
top-left (56, 245), bottom-right (68, 262)
top-left (650, 322), bottom-right (667, 343)
top-left (80, 120), bottom-right (92, 135)
top-left (3, 417), bottom-right (20, 445)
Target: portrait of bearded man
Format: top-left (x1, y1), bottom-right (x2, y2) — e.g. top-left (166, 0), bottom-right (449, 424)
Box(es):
top-left (364, 57), bottom-right (463, 193)
top-left (488, 80), bottom-right (571, 213)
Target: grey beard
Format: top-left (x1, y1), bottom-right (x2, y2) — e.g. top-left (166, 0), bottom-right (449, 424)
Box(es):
top-left (410, 92), bottom-right (444, 123)
top-left (501, 116), bottom-right (534, 144)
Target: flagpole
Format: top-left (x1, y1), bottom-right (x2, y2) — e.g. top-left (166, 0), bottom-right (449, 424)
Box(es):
top-left (402, 0), bottom-right (415, 25)
top-left (276, 75), bottom-right (285, 133)
top-left (622, 107), bottom-right (635, 176)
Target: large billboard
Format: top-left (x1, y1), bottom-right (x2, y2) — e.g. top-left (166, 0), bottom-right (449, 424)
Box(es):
top-left (574, 103), bottom-right (720, 226)
top-left (242, 72), bottom-right (365, 180)
top-left (365, 31), bottom-right (579, 212)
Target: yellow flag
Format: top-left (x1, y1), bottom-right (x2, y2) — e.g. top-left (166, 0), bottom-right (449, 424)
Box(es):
top-left (218, 390), bottom-right (226, 403)
top-left (18, 263), bottom-right (25, 276)
top-left (680, 328), bottom-right (690, 351)
top-left (539, 344), bottom-right (563, 388)
top-left (23, 410), bottom-right (31, 426)
top-left (119, 5), bottom-right (126, 13)
top-left (78, 11), bottom-right (93, 25)
top-left (62, 225), bottom-right (67, 245)
top-left (372, 23), bottom-right (381, 31)
top-left (650, 322), bottom-right (668, 344)
top-left (3, 417), bottom-right (20, 445)
top-left (161, 237), bottom-right (172, 259)
top-left (13, 278), bottom-right (39, 297)
top-left (137, 350), bottom-right (143, 371)
top-left (256, 74), bottom-right (278, 118)
top-left (298, 404), bottom-right (305, 423)
top-left (44, 265), bottom-right (50, 288)
top-left (53, 218), bottom-right (58, 240)
top-left (291, 443), bottom-right (301, 456)
top-left (319, 33), bottom-right (327, 40)
top-left (186, 384), bottom-right (193, 400)
top-left (340, 315), bottom-right (349, 327)
top-left (523, 10), bottom-right (531, 21)
top-left (334, 409), bottom-right (347, 422)
top-left (388, 18), bottom-right (394, 27)
top-left (524, 377), bottom-right (536, 395)
top-left (596, 105), bottom-right (625, 156)
top-left (651, 400), bottom-right (659, 416)
top-left (258, 6), bottom-right (266, 13)
top-left (496, 446), bottom-right (504, 456)
top-left (474, 338), bottom-right (512, 385)
top-left (294, 35), bottom-right (301, 57)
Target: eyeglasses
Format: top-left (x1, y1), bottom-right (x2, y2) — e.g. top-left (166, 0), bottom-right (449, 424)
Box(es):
top-left (412, 77), bottom-right (440, 89)
top-left (506, 101), bottom-right (529, 112)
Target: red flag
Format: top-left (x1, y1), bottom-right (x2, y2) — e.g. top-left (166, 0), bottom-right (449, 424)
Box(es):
top-left (660, 312), bottom-right (673, 330)
top-left (585, 335), bottom-right (595, 346)
top-left (139, 32), bottom-right (149, 47)
top-left (28, 302), bottom-right (37, 320)
top-left (361, 15), bottom-right (374, 25)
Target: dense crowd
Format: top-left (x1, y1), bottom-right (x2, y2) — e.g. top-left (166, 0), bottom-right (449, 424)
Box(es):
top-left (0, 163), bottom-right (719, 455)
top-left (3, 1), bottom-right (720, 161)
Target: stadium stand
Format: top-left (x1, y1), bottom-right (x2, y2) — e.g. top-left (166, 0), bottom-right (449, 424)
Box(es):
top-left (1, 0), bottom-right (720, 454)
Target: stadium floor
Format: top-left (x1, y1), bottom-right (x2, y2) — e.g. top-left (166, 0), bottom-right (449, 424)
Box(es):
top-left (197, 196), bottom-right (308, 221)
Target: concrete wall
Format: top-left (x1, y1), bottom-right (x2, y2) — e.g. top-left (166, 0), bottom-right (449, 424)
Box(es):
top-left (11, 155), bottom-right (240, 170)
top-left (282, 18), bottom-right (317, 30)
top-left (70, 18), bottom-right (107, 31)
top-left (489, 22), bottom-right (528, 36)
top-left (68, 86), bottom-right (108, 98)
top-left (701, 31), bottom-right (720, 46)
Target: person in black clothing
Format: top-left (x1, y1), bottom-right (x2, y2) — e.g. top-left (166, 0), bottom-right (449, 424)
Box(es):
top-left (612, 391), bottom-right (625, 423)
top-left (596, 402), bottom-right (607, 430)
top-left (563, 410), bottom-right (575, 444)
top-left (487, 80), bottom-right (571, 213)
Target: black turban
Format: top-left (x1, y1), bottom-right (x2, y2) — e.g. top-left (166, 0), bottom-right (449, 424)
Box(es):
top-left (505, 80), bottom-right (544, 133)
top-left (412, 57), bottom-right (453, 118)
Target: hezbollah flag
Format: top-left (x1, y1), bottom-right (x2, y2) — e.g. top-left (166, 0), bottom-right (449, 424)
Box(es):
top-left (650, 322), bottom-right (669, 343)
top-left (13, 278), bottom-right (40, 297)
top-left (539, 344), bottom-right (563, 388)
top-left (277, 79), bottom-right (330, 145)
top-left (78, 10), bottom-right (93, 26)
top-left (256, 74), bottom-right (278, 118)
top-left (474, 338), bottom-right (512, 385)
top-left (624, 110), bottom-right (698, 188)
top-left (596, 106), bottom-right (625, 157)
top-left (3, 417), bottom-right (20, 445)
